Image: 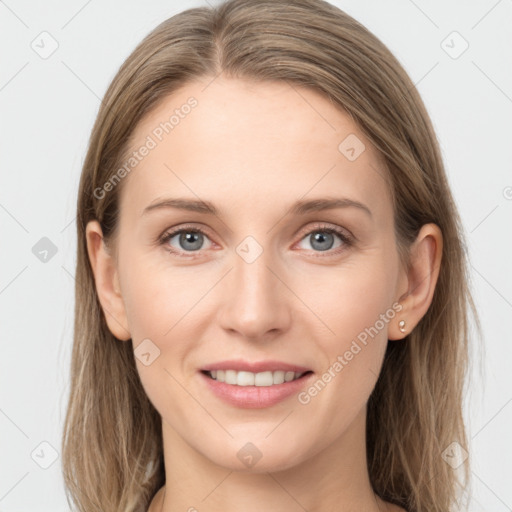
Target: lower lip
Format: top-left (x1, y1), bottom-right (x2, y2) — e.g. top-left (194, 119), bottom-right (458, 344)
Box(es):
top-left (199, 371), bottom-right (314, 409)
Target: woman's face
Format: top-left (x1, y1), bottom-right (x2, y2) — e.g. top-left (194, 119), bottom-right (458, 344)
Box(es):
top-left (95, 76), bottom-right (410, 472)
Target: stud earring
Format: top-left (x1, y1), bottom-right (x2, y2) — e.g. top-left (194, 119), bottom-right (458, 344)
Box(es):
top-left (398, 319), bottom-right (406, 333)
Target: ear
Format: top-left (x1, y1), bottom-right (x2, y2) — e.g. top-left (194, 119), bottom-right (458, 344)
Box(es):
top-left (388, 223), bottom-right (443, 340)
top-left (85, 220), bottom-right (131, 341)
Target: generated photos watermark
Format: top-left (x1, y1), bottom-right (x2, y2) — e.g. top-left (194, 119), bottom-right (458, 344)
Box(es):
top-left (93, 96), bottom-right (198, 200)
top-left (297, 301), bottom-right (403, 405)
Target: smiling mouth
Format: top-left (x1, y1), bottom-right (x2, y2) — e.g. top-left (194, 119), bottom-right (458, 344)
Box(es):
top-left (201, 369), bottom-right (313, 387)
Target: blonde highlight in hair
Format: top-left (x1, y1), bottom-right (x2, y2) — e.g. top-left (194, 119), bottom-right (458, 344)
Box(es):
top-left (61, 1), bottom-right (481, 511)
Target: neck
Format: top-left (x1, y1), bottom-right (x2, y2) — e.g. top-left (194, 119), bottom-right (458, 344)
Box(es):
top-left (151, 407), bottom-right (389, 512)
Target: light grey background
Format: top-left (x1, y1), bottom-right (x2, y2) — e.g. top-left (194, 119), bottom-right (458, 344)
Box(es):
top-left (1, 0), bottom-right (511, 510)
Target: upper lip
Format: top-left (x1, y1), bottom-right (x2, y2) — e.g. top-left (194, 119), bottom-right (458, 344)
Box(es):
top-left (201, 359), bottom-right (312, 373)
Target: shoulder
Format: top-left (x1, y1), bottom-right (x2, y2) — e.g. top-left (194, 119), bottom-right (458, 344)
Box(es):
top-left (146, 485), bottom-right (165, 512)
top-left (387, 504), bottom-right (408, 512)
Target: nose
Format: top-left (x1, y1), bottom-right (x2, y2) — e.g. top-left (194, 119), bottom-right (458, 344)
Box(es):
top-left (218, 242), bottom-right (292, 341)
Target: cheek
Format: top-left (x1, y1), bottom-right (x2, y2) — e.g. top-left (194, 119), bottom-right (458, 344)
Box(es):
top-left (122, 261), bottom-right (198, 414)
top-left (286, 261), bottom-right (396, 457)
top-left (120, 253), bottom-right (204, 339)
top-left (301, 256), bottom-right (396, 395)
top-left (308, 259), bottom-right (395, 342)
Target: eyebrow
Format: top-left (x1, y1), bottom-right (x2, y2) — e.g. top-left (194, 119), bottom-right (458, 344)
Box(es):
top-left (142, 197), bottom-right (372, 218)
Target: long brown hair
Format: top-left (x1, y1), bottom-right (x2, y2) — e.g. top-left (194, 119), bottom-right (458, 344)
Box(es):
top-left (61, 1), bottom-right (481, 510)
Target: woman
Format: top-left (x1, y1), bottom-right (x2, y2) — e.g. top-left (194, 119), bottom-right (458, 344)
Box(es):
top-left (61, 1), bottom-right (479, 511)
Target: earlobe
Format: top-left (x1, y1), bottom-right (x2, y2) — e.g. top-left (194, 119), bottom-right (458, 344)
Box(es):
top-left (389, 223), bottom-right (443, 340)
top-left (85, 220), bottom-right (131, 341)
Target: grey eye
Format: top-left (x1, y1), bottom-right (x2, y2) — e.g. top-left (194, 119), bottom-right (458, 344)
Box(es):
top-left (296, 229), bottom-right (345, 253)
top-left (167, 230), bottom-right (212, 252)
top-left (309, 232), bottom-right (335, 251)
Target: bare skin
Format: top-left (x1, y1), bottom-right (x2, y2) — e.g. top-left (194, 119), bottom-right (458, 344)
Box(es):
top-left (86, 75), bottom-right (441, 512)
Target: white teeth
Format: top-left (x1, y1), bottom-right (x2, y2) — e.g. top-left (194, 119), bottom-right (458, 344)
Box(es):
top-left (237, 371), bottom-right (255, 386)
top-left (207, 369), bottom-right (307, 386)
top-left (273, 370), bottom-right (285, 384)
top-left (225, 370), bottom-right (237, 384)
top-left (255, 371), bottom-right (273, 386)
top-left (284, 371), bottom-right (295, 382)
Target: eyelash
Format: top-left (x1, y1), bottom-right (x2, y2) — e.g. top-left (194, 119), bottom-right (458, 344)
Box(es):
top-left (158, 223), bottom-right (354, 259)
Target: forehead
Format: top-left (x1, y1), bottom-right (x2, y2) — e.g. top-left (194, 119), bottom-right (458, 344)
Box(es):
top-left (119, 76), bottom-right (391, 224)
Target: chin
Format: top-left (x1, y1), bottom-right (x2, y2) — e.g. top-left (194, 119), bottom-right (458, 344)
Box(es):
top-left (201, 438), bottom-right (310, 474)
